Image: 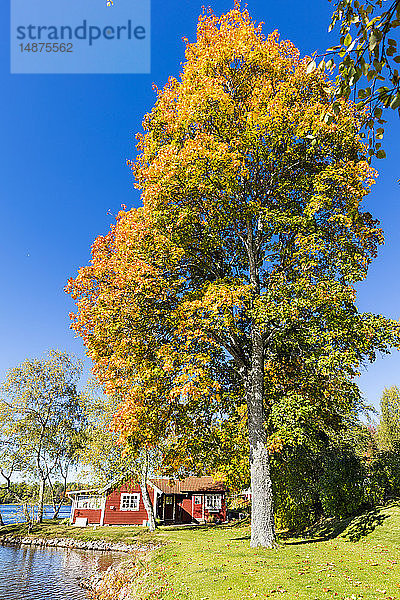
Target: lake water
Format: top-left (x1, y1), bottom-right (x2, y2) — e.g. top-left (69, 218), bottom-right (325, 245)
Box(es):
top-left (0, 504), bottom-right (119, 599)
top-left (0, 504), bottom-right (71, 525)
top-left (0, 543), bottom-right (119, 600)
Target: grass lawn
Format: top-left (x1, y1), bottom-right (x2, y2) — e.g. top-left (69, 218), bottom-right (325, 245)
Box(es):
top-left (153, 503), bottom-right (400, 600)
top-left (1, 503), bottom-right (400, 599)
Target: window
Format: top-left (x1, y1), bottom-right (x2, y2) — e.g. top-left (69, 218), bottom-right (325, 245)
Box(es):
top-left (120, 493), bottom-right (140, 511)
top-left (165, 495), bottom-right (173, 505)
top-left (205, 494), bottom-right (222, 510)
top-left (194, 495), bottom-right (202, 505)
top-left (76, 495), bottom-right (102, 510)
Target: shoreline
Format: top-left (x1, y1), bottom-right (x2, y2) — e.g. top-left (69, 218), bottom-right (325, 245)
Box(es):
top-left (0, 534), bottom-right (160, 554)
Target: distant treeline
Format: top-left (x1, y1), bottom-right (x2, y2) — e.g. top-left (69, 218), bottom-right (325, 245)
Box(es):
top-left (0, 481), bottom-right (86, 505)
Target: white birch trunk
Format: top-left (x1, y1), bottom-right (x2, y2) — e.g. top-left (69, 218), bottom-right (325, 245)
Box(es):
top-left (141, 480), bottom-right (156, 531)
top-left (140, 451), bottom-right (156, 532)
top-left (36, 478), bottom-right (46, 523)
top-left (23, 503), bottom-right (34, 533)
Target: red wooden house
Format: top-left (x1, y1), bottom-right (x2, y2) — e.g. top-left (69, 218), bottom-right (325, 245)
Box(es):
top-left (67, 476), bottom-right (227, 527)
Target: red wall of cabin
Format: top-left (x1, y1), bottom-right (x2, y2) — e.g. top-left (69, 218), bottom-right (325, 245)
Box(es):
top-left (103, 483), bottom-right (155, 526)
top-left (178, 497), bottom-right (192, 523)
top-left (73, 508), bottom-right (102, 524)
top-left (71, 486), bottom-right (226, 525)
top-left (192, 495), bottom-right (203, 520)
top-left (186, 493), bottom-right (227, 523)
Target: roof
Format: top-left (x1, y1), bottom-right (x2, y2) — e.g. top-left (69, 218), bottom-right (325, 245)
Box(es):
top-left (98, 478), bottom-right (123, 494)
top-left (66, 488), bottom-right (98, 496)
top-left (150, 476), bottom-right (226, 494)
top-left (68, 476), bottom-right (226, 498)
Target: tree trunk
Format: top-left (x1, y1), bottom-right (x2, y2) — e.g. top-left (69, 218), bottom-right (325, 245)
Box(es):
top-left (140, 451), bottom-right (156, 532)
top-left (247, 326), bottom-right (275, 548)
top-left (0, 510), bottom-right (4, 526)
top-left (23, 503), bottom-right (34, 533)
top-left (49, 475), bottom-right (65, 518)
top-left (36, 478), bottom-right (46, 523)
top-left (140, 479), bottom-right (156, 531)
top-left (246, 219), bottom-right (276, 548)
top-left (140, 480), bottom-right (156, 532)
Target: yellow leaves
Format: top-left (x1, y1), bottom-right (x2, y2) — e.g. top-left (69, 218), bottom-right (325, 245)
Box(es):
top-left (175, 282), bottom-right (251, 351)
top-left (267, 435), bottom-right (286, 455)
top-left (201, 281), bottom-right (249, 316)
top-left (190, 7), bottom-right (261, 65)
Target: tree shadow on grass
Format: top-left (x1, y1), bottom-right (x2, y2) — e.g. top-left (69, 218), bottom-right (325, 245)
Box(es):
top-left (162, 524), bottom-right (209, 532)
top-left (342, 508), bottom-right (389, 542)
top-left (282, 507), bottom-right (389, 545)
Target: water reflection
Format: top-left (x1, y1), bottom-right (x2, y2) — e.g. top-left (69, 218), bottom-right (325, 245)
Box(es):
top-left (0, 544), bottom-right (119, 599)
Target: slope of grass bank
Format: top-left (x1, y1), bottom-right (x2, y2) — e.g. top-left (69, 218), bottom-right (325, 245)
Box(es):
top-left (2, 503), bottom-right (400, 599)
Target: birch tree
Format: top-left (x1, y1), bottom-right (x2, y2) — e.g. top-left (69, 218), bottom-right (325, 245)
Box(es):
top-left (0, 430), bottom-right (28, 526)
top-left (0, 350), bottom-right (85, 522)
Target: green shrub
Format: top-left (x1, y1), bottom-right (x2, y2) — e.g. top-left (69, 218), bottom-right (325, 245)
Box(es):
top-left (271, 446), bottom-right (321, 531)
top-left (318, 447), bottom-right (367, 518)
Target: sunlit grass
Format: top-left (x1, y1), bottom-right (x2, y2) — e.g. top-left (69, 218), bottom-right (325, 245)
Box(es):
top-left (156, 503), bottom-right (400, 600)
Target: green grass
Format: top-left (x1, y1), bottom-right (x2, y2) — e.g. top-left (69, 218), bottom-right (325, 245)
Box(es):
top-left (2, 504), bottom-right (400, 600)
top-left (152, 503), bottom-right (400, 600)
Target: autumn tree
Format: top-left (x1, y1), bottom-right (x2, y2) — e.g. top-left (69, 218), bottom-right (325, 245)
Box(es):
top-left (0, 350), bottom-right (86, 522)
top-left (67, 6), bottom-right (400, 547)
top-left (79, 392), bottom-right (127, 487)
top-left (47, 423), bottom-right (86, 519)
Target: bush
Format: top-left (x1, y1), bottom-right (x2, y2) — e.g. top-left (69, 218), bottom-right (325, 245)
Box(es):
top-left (270, 425), bottom-right (399, 529)
top-left (318, 448), bottom-right (367, 519)
top-left (366, 448), bottom-right (400, 504)
top-left (271, 446), bottom-right (321, 531)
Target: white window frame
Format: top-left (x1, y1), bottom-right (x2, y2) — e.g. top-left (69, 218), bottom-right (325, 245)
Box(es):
top-left (76, 495), bottom-right (102, 510)
top-left (205, 494), bottom-right (222, 510)
top-left (194, 495), bottom-right (202, 505)
top-left (120, 493), bottom-right (140, 511)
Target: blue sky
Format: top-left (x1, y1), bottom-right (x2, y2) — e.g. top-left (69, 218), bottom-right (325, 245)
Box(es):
top-left (1, 0), bottom-right (399, 412)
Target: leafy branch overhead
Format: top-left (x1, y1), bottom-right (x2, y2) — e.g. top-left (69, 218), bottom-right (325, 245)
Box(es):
top-left (308, 1), bottom-right (399, 160)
